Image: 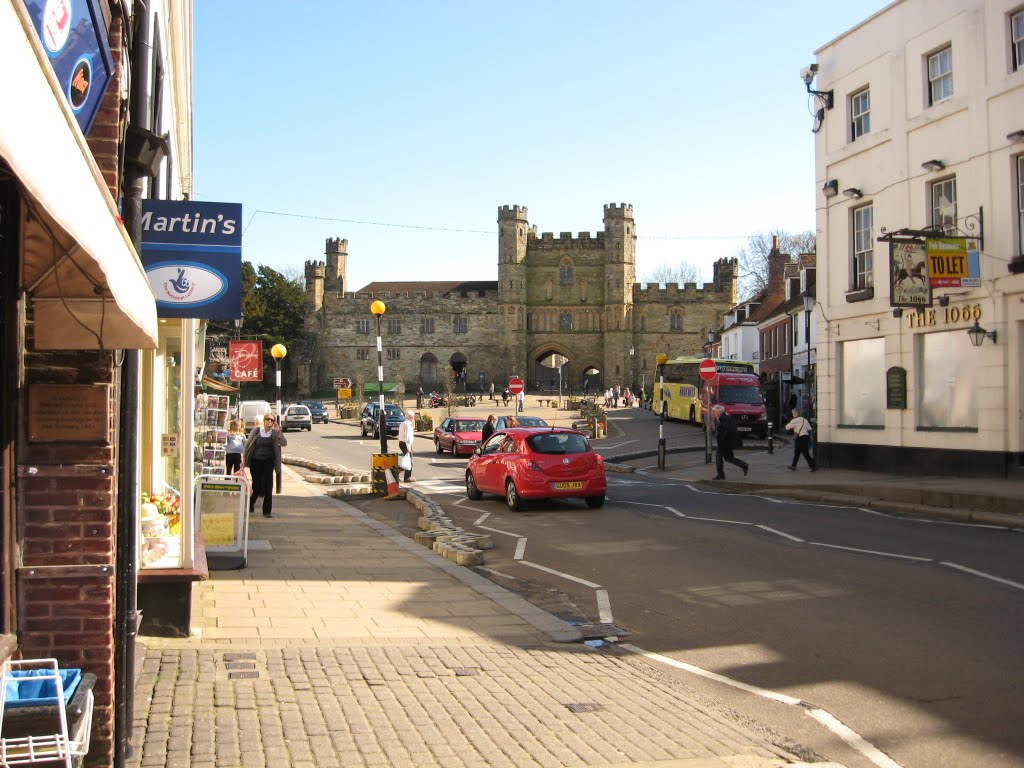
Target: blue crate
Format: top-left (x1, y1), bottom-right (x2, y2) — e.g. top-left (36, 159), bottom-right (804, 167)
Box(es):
top-left (3, 668), bottom-right (82, 708)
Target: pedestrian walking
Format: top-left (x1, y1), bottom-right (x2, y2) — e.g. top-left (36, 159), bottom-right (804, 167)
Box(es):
top-left (397, 409), bottom-right (416, 482)
top-left (711, 404), bottom-right (748, 480)
top-left (224, 419), bottom-right (246, 475)
top-left (785, 408), bottom-right (818, 471)
top-left (489, 381), bottom-right (495, 401)
top-left (243, 412), bottom-right (288, 517)
top-left (481, 414), bottom-right (496, 442)
top-left (502, 387), bottom-right (510, 407)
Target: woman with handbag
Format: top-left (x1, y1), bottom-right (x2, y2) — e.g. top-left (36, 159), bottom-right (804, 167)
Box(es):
top-left (785, 408), bottom-right (818, 472)
top-left (397, 409), bottom-right (416, 482)
top-left (243, 412), bottom-right (288, 517)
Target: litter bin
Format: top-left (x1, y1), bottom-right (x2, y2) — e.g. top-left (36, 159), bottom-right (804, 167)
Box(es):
top-left (370, 453), bottom-right (399, 495)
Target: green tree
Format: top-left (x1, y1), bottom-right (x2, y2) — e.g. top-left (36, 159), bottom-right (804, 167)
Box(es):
top-left (237, 262), bottom-right (307, 399)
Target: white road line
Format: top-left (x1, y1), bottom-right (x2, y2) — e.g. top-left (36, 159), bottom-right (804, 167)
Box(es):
top-left (513, 537), bottom-right (528, 560)
top-left (756, 525), bottom-right (804, 543)
top-left (805, 708), bottom-right (904, 768)
top-left (472, 511), bottom-right (490, 525)
top-left (519, 560), bottom-right (603, 589)
top-left (940, 562), bottom-right (1024, 591)
top-left (688, 516), bottom-right (753, 525)
top-left (810, 542), bottom-right (932, 562)
top-left (620, 645), bottom-right (904, 768)
top-left (477, 524), bottom-right (526, 538)
top-left (596, 589), bottom-right (613, 624)
top-left (599, 439), bottom-right (638, 449)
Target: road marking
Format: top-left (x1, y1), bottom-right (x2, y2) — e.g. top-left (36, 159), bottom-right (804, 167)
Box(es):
top-left (688, 516), bottom-right (753, 525)
top-left (596, 589), bottom-right (613, 624)
top-left (757, 525), bottom-right (804, 543)
top-left (513, 537), bottom-right (528, 560)
top-left (940, 562), bottom-right (1024, 591)
top-left (472, 511), bottom-right (490, 525)
top-left (810, 542), bottom-right (932, 562)
top-left (620, 645), bottom-right (904, 768)
top-left (477, 524), bottom-right (525, 538)
top-left (520, 560), bottom-right (603, 589)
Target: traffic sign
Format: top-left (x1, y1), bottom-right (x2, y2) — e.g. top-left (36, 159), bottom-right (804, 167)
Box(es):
top-left (698, 359), bottom-right (718, 381)
top-left (334, 377), bottom-right (351, 389)
top-left (507, 377), bottom-right (525, 395)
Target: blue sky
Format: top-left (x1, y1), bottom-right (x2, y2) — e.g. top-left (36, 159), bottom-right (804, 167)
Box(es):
top-left (193, 1), bottom-right (891, 291)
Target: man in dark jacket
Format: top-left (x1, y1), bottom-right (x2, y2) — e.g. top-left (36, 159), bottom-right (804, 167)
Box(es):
top-left (712, 404), bottom-right (748, 480)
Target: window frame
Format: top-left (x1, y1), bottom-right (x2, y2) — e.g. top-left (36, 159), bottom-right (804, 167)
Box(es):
top-left (559, 312), bottom-right (573, 331)
top-left (669, 311), bottom-right (683, 331)
top-left (930, 176), bottom-right (957, 234)
top-left (453, 316), bottom-right (468, 334)
top-left (1012, 8), bottom-right (1024, 71)
top-left (850, 86), bottom-right (870, 140)
top-left (420, 318), bottom-right (434, 334)
top-left (387, 317), bottom-right (401, 335)
top-left (356, 348), bottom-right (369, 360)
top-left (1017, 155), bottom-right (1024, 258)
top-left (927, 46), bottom-right (953, 106)
top-left (852, 203), bottom-right (874, 290)
top-left (355, 318), bottom-right (370, 334)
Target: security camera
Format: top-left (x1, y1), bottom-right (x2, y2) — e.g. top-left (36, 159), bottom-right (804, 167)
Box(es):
top-left (800, 63), bottom-right (818, 87)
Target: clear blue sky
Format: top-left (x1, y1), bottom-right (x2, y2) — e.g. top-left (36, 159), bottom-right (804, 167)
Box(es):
top-left (193, 1), bottom-right (891, 291)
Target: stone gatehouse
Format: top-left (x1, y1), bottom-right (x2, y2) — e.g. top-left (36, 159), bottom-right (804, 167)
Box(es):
top-left (301, 204), bottom-right (738, 396)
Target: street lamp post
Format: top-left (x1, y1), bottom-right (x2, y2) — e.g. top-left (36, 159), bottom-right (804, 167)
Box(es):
top-left (270, 343), bottom-right (287, 419)
top-left (656, 353), bottom-right (667, 470)
top-left (370, 300), bottom-right (388, 454)
top-left (629, 346), bottom-right (634, 402)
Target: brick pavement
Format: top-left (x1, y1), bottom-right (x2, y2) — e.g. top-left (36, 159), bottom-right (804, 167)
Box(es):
top-left (127, 468), bottom-right (834, 768)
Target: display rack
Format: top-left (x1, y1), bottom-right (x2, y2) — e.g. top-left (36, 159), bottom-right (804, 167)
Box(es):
top-left (0, 658), bottom-right (94, 767)
top-left (196, 394), bottom-right (230, 473)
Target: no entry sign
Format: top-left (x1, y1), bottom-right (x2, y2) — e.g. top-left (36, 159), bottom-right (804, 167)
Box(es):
top-left (698, 359), bottom-right (718, 381)
top-left (507, 377), bottom-right (525, 395)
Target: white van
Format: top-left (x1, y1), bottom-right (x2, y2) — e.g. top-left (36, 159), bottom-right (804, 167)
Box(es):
top-left (238, 400), bottom-right (272, 432)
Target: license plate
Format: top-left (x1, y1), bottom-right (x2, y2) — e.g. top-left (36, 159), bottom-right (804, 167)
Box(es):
top-left (737, 426), bottom-right (751, 432)
top-left (553, 481), bottom-right (583, 490)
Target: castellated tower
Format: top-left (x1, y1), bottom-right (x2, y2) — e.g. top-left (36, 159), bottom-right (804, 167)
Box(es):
top-left (602, 203), bottom-right (636, 306)
top-left (324, 237), bottom-right (348, 294)
top-left (497, 205), bottom-right (529, 305)
top-left (712, 257), bottom-right (739, 304)
top-left (304, 259), bottom-right (326, 322)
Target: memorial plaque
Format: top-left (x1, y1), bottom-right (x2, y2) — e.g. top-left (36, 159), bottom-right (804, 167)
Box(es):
top-left (29, 384), bottom-right (110, 442)
top-left (886, 367), bottom-right (907, 410)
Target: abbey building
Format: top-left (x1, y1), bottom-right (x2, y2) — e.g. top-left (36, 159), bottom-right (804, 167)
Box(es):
top-left (301, 204), bottom-right (738, 396)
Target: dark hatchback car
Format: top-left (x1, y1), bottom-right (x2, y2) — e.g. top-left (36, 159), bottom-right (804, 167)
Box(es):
top-left (300, 400), bottom-right (330, 424)
top-left (360, 403), bottom-right (405, 438)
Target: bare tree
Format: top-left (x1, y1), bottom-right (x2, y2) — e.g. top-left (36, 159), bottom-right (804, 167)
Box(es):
top-left (640, 259), bottom-right (707, 286)
top-left (736, 230), bottom-right (816, 300)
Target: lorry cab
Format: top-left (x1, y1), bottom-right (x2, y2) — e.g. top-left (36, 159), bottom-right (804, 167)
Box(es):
top-left (702, 373), bottom-right (767, 438)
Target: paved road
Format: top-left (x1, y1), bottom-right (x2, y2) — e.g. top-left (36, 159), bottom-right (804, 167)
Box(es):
top-left (285, 411), bottom-right (1024, 768)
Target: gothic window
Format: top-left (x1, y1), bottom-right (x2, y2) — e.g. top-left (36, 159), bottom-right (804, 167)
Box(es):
top-left (559, 258), bottom-right (574, 286)
top-left (560, 312), bottom-right (573, 331)
top-left (420, 318), bottom-right (434, 334)
top-left (387, 318), bottom-right (401, 334)
top-left (526, 312), bottom-right (534, 331)
top-left (670, 311), bottom-right (683, 331)
top-left (545, 278), bottom-right (554, 301)
top-left (355, 319), bottom-right (370, 334)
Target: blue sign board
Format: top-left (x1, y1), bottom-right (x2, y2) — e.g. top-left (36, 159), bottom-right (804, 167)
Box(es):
top-left (141, 201), bottom-right (243, 320)
top-left (22, 0), bottom-right (115, 134)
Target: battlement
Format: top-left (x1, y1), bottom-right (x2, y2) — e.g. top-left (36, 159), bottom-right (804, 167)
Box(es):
top-left (603, 202), bottom-right (634, 219)
top-left (498, 204), bottom-right (529, 221)
top-left (634, 281), bottom-right (721, 298)
top-left (304, 260), bottom-right (326, 279)
top-left (326, 237), bottom-right (348, 253)
top-left (531, 231), bottom-right (605, 250)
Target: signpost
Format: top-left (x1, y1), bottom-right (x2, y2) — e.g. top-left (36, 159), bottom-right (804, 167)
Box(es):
top-left (508, 377), bottom-right (524, 415)
top-left (699, 358), bottom-right (717, 464)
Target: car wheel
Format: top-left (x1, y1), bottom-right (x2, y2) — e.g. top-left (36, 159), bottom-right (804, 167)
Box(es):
top-left (360, 423), bottom-right (366, 437)
top-left (585, 495), bottom-right (605, 509)
top-left (435, 439), bottom-right (444, 454)
top-left (305, 426), bottom-right (311, 431)
top-left (505, 479), bottom-right (522, 511)
top-left (466, 472), bottom-right (482, 500)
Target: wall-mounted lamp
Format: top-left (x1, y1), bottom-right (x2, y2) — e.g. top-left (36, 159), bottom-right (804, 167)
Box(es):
top-left (921, 159), bottom-right (945, 172)
top-left (937, 295), bottom-right (950, 307)
top-left (892, 308), bottom-right (903, 318)
top-left (843, 187), bottom-right (863, 199)
top-left (801, 63), bottom-right (833, 108)
top-left (822, 179), bottom-right (839, 198)
top-left (967, 321), bottom-right (997, 346)
top-left (1007, 130), bottom-right (1024, 144)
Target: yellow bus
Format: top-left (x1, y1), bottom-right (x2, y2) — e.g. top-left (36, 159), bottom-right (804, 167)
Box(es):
top-left (653, 357), bottom-right (766, 435)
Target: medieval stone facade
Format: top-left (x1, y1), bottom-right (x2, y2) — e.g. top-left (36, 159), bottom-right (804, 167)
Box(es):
top-left (301, 204), bottom-right (738, 396)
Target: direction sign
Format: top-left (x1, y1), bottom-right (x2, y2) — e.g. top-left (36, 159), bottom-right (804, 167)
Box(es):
top-left (698, 359), bottom-right (718, 381)
top-left (507, 377), bottom-right (525, 395)
top-left (334, 377), bottom-right (352, 389)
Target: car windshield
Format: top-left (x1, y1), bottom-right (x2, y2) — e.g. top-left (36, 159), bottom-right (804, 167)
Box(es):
top-left (527, 432), bottom-right (589, 454)
top-left (384, 405), bottom-right (404, 417)
top-left (718, 386), bottom-right (764, 405)
top-left (454, 420), bottom-right (483, 431)
top-left (514, 417), bottom-right (548, 427)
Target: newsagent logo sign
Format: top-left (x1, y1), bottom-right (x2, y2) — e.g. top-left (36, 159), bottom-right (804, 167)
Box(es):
top-left (141, 200), bottom-right (242, 319)
top-left (229, 341), bottom-right (263, 382)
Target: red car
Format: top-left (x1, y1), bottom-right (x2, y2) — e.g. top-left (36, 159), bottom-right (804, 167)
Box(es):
top-left (434, 417), bottom-right (485, 455)
top-left (465, 427), bottom-right (607, 510)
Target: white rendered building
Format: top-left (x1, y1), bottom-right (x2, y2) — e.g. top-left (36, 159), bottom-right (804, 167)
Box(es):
top-left (810, 0), bottom-right (1024, 476)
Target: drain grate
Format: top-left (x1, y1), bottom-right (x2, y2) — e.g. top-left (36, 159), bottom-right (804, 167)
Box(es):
top-left (222, 652), bottom-right (259, 680)
top-left (575, 623), bottom-right (630, 639)
top-left (565, 703), bottom-right (603, 713)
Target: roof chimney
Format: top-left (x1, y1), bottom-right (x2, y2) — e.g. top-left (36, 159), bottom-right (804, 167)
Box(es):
top-left (773, 235), bottom-right (779, 250)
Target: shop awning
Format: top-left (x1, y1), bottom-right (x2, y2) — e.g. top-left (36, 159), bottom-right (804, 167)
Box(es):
top-left (201, 375), bottom-right (238, 394)
top-left (0, 1), bottom-right (158, 350)
top-left (363, 382), bottom-right (400, 395)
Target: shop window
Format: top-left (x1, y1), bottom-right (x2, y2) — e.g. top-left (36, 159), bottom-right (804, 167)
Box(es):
top-left (839, 337), bottom-right (884, 427)
top-left (917, 330), bottom-right (977, 430)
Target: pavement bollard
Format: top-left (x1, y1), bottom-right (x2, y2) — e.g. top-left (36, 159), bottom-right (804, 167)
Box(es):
top-left (767, 422), bottom-right (773, 455)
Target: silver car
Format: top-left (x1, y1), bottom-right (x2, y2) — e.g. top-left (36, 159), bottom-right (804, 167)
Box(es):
top-left (280, 404), bottom-right (312, 431)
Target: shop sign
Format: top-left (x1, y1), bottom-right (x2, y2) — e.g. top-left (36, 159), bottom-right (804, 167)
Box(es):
top-left (926, 237), bottom-right (981, 288)
top-left (229, 340), bottom-right (263, 382)
top-left (886, 367), bottom-right (907, 410)
top-left (890, 240), bottom-right (930, 307)
top-left (141, 200), bottom-right (242, 319)
top-left (22, 0), bottom-right (114, 134)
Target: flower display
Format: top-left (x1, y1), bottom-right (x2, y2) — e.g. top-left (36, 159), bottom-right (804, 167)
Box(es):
top-left (141, 491), bottom-right (179, 517)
